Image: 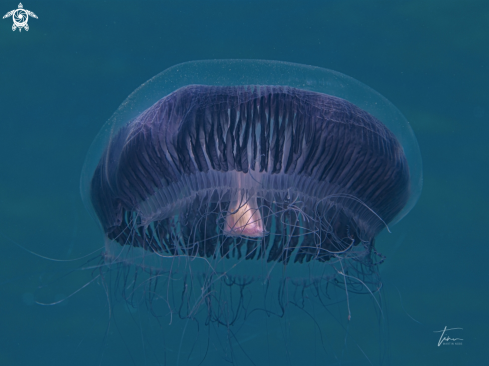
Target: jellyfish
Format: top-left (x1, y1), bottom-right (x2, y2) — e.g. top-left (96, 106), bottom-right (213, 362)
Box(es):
top-left (81, 60), bottom-right (422, 365)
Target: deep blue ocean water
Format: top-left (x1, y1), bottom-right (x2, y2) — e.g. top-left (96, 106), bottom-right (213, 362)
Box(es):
top-left (0, 1), bottom-right (487, 365)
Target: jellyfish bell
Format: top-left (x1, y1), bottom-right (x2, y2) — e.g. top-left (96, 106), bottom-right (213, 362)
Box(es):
top-left (81, 60), bottom-right (422, 228)
top-left (80, 60), bottom-right (422, 364)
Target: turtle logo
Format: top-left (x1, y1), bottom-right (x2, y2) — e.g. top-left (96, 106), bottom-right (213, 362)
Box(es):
top-left (3, 3), bottom-right (37, 32)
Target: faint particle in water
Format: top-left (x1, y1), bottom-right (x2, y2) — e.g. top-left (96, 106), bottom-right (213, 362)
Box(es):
top-left (22, 292), bottom-right (35, 306)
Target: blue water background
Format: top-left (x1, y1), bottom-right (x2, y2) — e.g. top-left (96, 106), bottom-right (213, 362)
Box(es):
top-left (0, 0), bottom-right (487, 365)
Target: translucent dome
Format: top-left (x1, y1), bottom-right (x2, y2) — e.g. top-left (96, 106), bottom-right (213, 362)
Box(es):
top-left (81, 59), bottom-right (422, 228)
